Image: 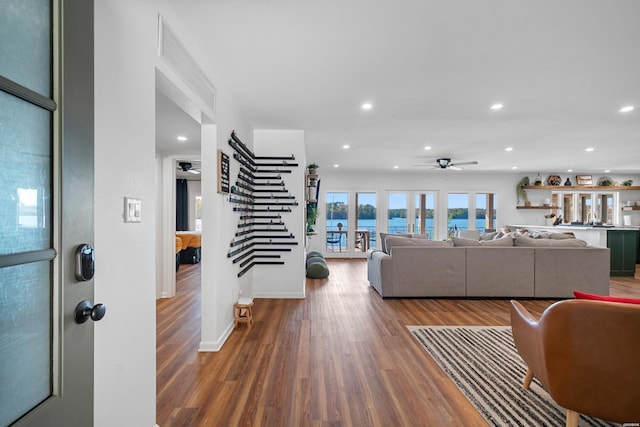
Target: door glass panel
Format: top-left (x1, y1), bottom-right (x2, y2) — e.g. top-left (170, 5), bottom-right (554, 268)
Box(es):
top-left (448, 193), bottom-right (468, 237)
top-left (0, 0), bottom-right (51, 97)
top-left (388, 193), bottom-right (408, 234)
top-left (326, 192), bottom-right (347, 253)
top-left (356, 192), bottom-right (376, 252)
top-left (0, 261), bottom-right (52, 426)
top-left (0, 90), bottom-right (52, 255)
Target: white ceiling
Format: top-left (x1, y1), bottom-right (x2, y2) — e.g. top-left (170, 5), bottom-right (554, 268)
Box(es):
top-left (160, 0), bottom-right (640, 174)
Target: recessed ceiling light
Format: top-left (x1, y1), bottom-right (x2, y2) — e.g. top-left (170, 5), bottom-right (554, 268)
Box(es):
top-left (512, 166), bottom-right (518, 170)
top-left (585, 147), bottom-right (595, 152)
top-left (424, 146), bottom-right (432, 150)
top-left (490, 103), bottom-right (503, 110)
top-left (393, 165), bottom-right (399, 169)
top-left (619, 105), bottom-right (634, 113)
top-left (342, 144), bottom-right (350, 150)
top-left (333, 164), bottom-right (339, 168)
top-left (361, 103), bottom-right (373, 110)
top-left (567, 169), bottom-right (574, 172)
top-left (505, 147), bottom-right (513, 152)
top-left (604, 169), bottom-right (611, 173)
top-left (177, 136), bottom-right (188, 141)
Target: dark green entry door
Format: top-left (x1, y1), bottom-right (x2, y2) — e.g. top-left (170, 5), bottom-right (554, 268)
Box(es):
top-left (1, 1), bottom-right (96, 425)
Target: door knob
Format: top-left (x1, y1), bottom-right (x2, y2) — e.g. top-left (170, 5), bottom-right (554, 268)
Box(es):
top-left (74, 300), bottom-right (106, 324)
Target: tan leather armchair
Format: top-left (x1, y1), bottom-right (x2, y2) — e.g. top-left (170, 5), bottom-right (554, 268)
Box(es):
top-left (510, 299), bottom-right (640, 427)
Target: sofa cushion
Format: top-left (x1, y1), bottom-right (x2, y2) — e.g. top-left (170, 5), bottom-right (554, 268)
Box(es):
top-left (385, 236), bottom-right (452, 253)
top-left (514, 236), bottom-right (587, 247)
top-left (549, 232), bottom-right (576, 239)
top-left (455, 229), bottom-right (481, 240)
top-left (480, 231), bottom-right (500, 240)
top-left (452, 236), bottom-right (514, 247)
top-left (573, 291), bottom-right (640, 305)
top-left (379, 232), bottom-right (411, 252)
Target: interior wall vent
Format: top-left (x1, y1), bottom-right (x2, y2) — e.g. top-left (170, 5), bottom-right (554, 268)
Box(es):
top-left (158, 15), bottom-right (216, 113)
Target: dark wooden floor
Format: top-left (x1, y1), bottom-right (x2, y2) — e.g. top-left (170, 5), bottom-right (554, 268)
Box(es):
top-left (157, 260), bottom-right (640, 427)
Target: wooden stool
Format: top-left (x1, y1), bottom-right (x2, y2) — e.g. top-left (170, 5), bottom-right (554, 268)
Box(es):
top-left (234, 297), bottom-right (254, 329)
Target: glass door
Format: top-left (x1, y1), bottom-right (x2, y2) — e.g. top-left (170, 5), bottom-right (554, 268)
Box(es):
top-left (387, 191), bottom-right (436, 239)
top-left (1, 1), bottom-right (96, 425)
top-left (326, 192), bottom-right (348, 253)
top-left (355, 192), bottom-right (376, 252)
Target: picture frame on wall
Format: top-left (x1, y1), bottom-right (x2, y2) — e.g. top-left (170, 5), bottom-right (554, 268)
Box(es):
top-left (576, 175), bottom-right (593, 185)
top-left (218, 149), bottom-right (230, 193)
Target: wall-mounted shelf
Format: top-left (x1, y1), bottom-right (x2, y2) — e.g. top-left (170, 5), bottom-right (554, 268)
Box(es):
top-left (227, 131), bottom-right (298, 277)
top-left (522, 185), bottom-right (640, 190)
top-left (622, 206), bottom-right (640, 211)
top-left (517, 205), bottom-right (559, 209)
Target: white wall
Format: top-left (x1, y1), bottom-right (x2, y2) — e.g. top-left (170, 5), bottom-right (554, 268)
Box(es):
top-left (94, 0), bottom-right (254, 425)
top-left (251, 130), bottom-right (307, 298)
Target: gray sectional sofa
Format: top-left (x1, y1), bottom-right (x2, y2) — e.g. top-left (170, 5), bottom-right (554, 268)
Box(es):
top-left (367, 234), bottom-right (610, 298)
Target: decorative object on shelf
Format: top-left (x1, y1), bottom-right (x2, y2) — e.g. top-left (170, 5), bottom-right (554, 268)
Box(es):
top-left (308, 163), bottom-right (319, 175)
top-left (622, 179), bottom-right (634, 186)
top-left (576, 175), bottom-right (593, 185)
top-left (564, 177), bottom-right (572, 186)
top-left (546, 175), bottom-right (561, 186)
top-left (516, 176), bottom-right (530, 205)
top-left (534, 173), bottom-right (543, 186)
top-left (597, 176), bottom-right (614, 186)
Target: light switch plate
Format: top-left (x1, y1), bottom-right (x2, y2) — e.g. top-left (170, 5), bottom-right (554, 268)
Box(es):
top-left (124, 197), bottom-right (141, 223)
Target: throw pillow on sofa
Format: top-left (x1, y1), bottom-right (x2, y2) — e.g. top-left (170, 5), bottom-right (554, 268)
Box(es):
top-left (574, 290), bottom-right (640, 305)
top-left (379, 232), bottom-right (411, 252)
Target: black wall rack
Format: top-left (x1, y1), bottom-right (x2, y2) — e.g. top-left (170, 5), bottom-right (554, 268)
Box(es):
top-left (227, 131), bottom-right (299, 277)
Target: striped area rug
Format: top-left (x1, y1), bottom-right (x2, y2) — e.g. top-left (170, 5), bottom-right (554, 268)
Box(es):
top-left (408, 326), bottom-right (619, 427)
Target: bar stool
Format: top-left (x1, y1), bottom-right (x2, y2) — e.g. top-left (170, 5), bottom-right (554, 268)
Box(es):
top-left (234, 297), bottom-right (254, 329)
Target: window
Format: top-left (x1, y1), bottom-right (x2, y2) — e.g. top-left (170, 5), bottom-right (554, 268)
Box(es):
top-left (447, 193), bottom-right (468, 237)
top-left (356, 192), bottom-right (376, 252)
top-left (326, 192), bottom-right (348, 252)
top-left (194, 196), bottom-right (202, 231)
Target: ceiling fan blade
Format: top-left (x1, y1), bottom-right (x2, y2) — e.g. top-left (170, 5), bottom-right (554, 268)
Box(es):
top-left (448, 166), bottom-right (463, 171)
top-left (450, 161), bottom-right (478, 167)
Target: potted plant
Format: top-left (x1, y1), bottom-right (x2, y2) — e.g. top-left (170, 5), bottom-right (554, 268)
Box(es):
top-left (622, 179), bottom-right (633, 186)
top-left (516, 176), bottom-right (530, 206)
top-left (306, 204), bottom-right (319, 233)
top-left (308, 163), bottom-right (319, 175)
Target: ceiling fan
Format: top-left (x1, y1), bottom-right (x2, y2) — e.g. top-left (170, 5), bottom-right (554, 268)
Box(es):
top-left (177, 161), bottom-right (201, 174)
top-left (415, 158), bottom-right (479, 171)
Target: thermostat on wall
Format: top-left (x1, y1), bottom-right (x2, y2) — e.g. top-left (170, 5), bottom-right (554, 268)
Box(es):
top-left (124, 197), bottom-right (141, 223)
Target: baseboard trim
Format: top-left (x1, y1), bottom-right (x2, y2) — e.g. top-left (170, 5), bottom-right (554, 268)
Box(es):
top-left (253, 291), bottom-right (305, 299)
top-left (198, 321), bottom-right (234, 352)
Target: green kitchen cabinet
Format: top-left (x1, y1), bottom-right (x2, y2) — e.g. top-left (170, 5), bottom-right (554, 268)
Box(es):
top-left (608, 230), bottom-right (638, 277)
